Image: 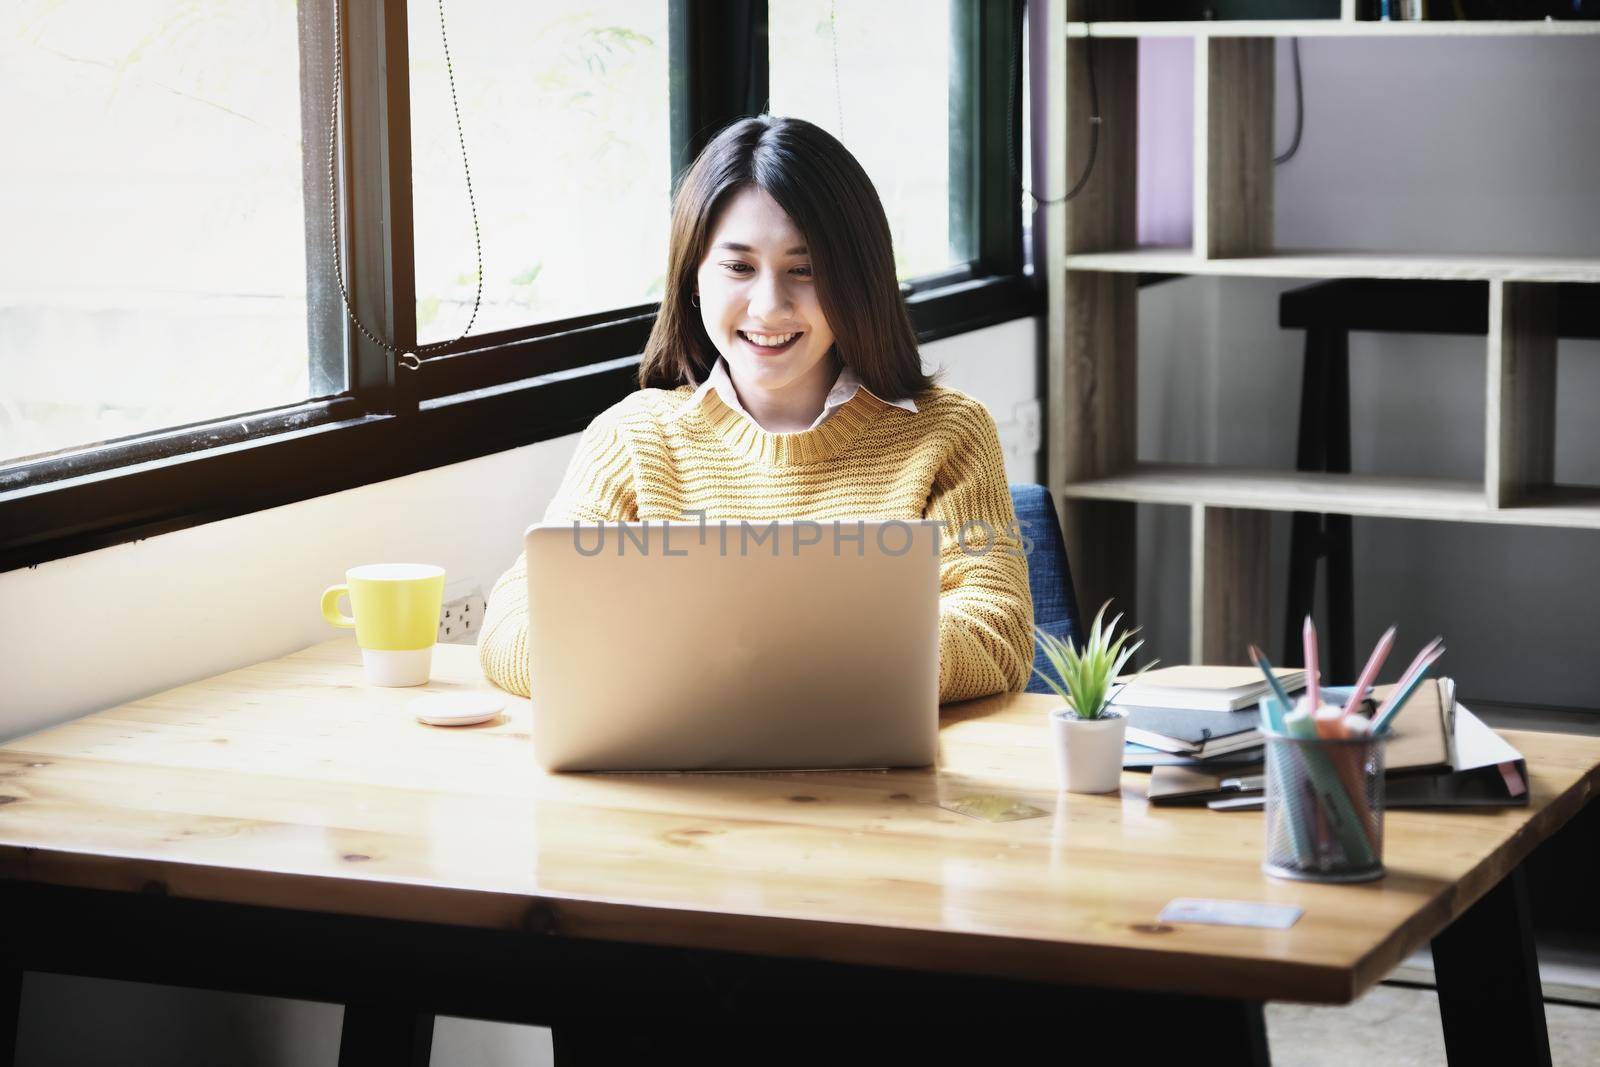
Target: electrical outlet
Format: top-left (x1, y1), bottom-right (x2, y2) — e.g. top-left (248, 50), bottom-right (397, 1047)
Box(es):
top-left (438, 583), bottom-right (486, 645)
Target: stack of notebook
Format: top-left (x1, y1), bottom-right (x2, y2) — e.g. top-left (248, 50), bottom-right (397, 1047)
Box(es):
top-left (1115, 665), bottom-right (1306, 768)
top-left (1143, 677), bottom-right (1530, 810)
top-left (1116, 665), bottom-right (1308, 712)
top-left (1123, 706), bottom-right (1265, 759)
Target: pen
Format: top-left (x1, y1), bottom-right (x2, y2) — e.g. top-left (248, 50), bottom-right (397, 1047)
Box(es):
top-left (1372, 656), bottom-right (1444, 736)
top-left (1311, 700), bottom-right (1367, 826)
top-left (1314, 703), bottom-right (1349, 739)
top-left (1302, 616), bottom-right (1320, 709)
top-left (1250, 645), bottom-right (1313, 864)
top-left (1264, 734), bottom-right (1316, 868)
top-left (1247, 644), bottom-right (1295, 734)
top-left (1281, 708), bottom-right (1377, 865)
top-left (1385, 636), bottom-right (1444, 700)
top-left (1371, 638), bottom-right (1446, 735)
top-left (1346, 624), bottom-right (1396, 715)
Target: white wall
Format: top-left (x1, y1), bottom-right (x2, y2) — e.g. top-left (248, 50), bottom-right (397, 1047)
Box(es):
top-left (1, 317), bottom-right (1040, 1067)
top-left (1135, 37), bottom-right (1600, 709)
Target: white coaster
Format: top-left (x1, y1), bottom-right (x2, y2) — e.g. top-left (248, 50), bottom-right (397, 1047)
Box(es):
top-left (409, 691), bottom-right (506, 727)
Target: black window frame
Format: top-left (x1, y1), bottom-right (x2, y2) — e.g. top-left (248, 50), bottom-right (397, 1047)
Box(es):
top-left (0, 0), bottom-right (1036, 573)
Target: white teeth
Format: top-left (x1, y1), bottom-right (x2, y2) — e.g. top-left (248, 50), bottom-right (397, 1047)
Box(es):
top-left (742, 331), bottom-right (799, 347)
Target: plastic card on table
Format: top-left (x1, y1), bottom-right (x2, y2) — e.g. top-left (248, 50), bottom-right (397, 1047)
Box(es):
top-left (940, 794), bottom-right (1049, 823)
top-left (1159, 898), bottom-right (1303, 930)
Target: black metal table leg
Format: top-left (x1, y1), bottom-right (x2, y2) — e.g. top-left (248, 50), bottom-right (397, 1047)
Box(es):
top-left (1431, 865), bottom-right (1550, 1067)
top-left (338, 1004), bottom-right (435, 1067)
top-left (0, 881), bottom-right (20, 1067)
top-left (0, 955), bottom-right (18, 1067)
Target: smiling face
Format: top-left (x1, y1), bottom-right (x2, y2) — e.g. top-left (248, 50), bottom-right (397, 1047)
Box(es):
top-left (695, 185), bottom-right (838, 404)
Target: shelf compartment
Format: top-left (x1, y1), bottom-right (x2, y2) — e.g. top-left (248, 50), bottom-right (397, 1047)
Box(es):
top-left (1487, 280), bottom-right (1559, 508)
top-left (1059, 463), bottom-right (1600, 529)
top-left (1063, 248), bottom-right (1600, 283)
top-left (1067, 20), bottom-right (1600, 38)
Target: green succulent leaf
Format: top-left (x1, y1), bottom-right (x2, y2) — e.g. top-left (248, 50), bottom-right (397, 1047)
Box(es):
top-left (1031, 599), bottom-right (1157, 719)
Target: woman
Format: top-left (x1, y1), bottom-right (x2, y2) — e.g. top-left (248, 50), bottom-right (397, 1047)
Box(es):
top-left (479, 115), bottom-right (1033, 704)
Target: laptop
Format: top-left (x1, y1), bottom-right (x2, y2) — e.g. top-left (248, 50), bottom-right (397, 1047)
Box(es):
top-left (523, 518), bottom-right (941, 772)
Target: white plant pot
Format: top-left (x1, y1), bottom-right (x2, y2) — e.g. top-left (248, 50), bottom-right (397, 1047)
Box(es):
top-left (1049, 708), bottom-right (1127, 794)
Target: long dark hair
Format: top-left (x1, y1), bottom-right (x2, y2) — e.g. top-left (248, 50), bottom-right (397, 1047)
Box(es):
top-left (638, 115), bottom-right (933, 401)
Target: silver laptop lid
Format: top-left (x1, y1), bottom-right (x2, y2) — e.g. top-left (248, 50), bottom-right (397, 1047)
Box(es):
top-left (524, 518), bottom-right (941, 772)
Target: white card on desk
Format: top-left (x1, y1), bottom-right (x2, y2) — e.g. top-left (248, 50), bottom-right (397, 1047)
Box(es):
top-left (1159, 898), bottom-right (1303, 929)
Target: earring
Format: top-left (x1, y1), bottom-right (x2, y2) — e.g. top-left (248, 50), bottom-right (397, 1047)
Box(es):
top-left (690, 293), bottom-right (700, 307)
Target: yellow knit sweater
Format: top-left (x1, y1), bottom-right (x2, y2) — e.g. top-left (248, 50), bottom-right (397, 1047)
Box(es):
top-left (478, 383), bottom-right (1034, 704)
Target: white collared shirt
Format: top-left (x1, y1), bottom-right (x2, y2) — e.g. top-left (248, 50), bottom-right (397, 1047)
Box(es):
top-left (688, 357), bottom-right (918, 432)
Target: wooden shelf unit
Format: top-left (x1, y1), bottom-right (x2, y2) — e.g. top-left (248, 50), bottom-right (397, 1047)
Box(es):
top-left (1041, 1), bottom-right (1596, 666)
top-left (1059, 465), bottom-right (1600, 531)
top-left (1061, 249), bottom-right (1600, 283)
top-left (1067, 19), bottom-right (1600, 39)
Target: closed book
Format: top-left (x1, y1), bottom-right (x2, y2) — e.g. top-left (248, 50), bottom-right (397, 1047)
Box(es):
top-left (1123, 742), bottom-right (1265, 770)
top-left (1369, 678), bottom-right (1453, 775)
top-left (1123, 705), bottom-right (1262, 756)
top-left (1148, 763), bottom-right (1264, 806)
top-left (1113, 665), bottom-right (1305, 713)
top-left (1386, 766), bottom-right (1526, 807)
top-left (1177, 761), bottom-right (1525, 812)
top-left (1148, 685), bottom-right (1522, 811)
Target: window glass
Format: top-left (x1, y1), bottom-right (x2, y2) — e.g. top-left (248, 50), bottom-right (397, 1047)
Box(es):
top-left (768, 0), bottom-right (962, 280)
top-left (0, 1), bottom-right (320, 467)
top-left (409, 2), bottom-right (671, 345)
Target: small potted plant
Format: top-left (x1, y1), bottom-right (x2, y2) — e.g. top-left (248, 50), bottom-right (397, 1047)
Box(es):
top-left (1034, 602), bottom-right (1151, 794)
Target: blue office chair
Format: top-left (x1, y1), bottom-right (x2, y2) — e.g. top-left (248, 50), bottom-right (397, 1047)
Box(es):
top-left (1009, 484), bottom-right (1084, 694)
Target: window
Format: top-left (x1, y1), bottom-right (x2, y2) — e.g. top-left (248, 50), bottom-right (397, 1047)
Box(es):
top-left (768, 0), bottom-right (964, 281)
top-left (1, 0), bottom-right (328, 467)
top-left (2, 0), bottom-right (1034, 572)
top-left (408, 2), bottom-right (672, 341)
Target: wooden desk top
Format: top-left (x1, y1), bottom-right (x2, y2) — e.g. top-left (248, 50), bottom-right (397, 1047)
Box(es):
top-left (0, 636), bottom-right (1595, 1005)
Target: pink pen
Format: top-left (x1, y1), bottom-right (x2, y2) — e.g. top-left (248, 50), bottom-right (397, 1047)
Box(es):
top-left (1346, 624), bottom-right (1397, 715)
top-left (1302, 615), bottom-right (1320, 712)
top-left (1372, 637), bottom-right (1446, 725)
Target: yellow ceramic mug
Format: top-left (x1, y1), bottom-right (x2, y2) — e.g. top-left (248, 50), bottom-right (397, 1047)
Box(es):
top-left (321, 563), bottom-right (446, 686)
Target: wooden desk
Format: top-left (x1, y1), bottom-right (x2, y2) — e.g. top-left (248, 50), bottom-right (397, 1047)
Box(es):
top-left (0, 636), bottom-right (1594, 1065)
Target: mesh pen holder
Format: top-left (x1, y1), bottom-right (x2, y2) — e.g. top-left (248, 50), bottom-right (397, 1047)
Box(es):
top-left (1262, 729), bottom-right (1386, 883)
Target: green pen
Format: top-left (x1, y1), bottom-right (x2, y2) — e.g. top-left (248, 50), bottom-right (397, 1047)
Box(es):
top-left (1248, 644), bottom-right (1295, 733)
top-left (1279, 708), bottom-right (1377, 869)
